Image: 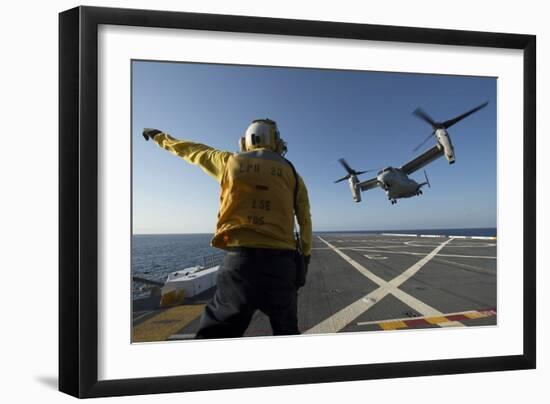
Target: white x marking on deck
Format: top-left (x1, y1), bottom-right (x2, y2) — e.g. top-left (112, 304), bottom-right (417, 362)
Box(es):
top-left (305, 236), bottom-right (463, 334)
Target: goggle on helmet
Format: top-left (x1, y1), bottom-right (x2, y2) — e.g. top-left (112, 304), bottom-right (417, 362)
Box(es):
top-left (239, 118), bottom-right (287, 156)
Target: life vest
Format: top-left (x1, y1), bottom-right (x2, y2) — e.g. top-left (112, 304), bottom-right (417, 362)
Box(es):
top-left (211, 149), bottom-right (296, 249)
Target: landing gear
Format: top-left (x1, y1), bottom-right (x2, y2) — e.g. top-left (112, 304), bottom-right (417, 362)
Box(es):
top-left (390, 199), bottom-right (397, 205)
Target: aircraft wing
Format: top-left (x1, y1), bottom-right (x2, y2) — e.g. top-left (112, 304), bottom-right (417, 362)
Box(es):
top-left (400, 145), bottom-right (444, 175)
top-left (358, 177), bottom-right (379, 192)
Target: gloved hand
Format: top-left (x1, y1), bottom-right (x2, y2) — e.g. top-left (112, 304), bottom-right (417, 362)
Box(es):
top-left (295, 254), bottom-right (310, 289)
top-left (143, 128), bottom-right (162, 141)
top-left (304, 255), bottom-right (311, 271)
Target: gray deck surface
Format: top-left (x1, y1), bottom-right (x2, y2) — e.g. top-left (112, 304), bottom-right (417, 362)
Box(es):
top-left (135, 233), bottom-right (497, 340)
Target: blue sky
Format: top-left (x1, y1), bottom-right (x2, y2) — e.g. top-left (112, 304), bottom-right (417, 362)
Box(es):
top-left (132, 60), bottom-right (496, 234)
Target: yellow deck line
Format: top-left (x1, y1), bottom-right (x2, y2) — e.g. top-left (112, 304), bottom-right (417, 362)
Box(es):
top-left (357, 310), bottom-right (480, 326)
top-left (380, 321), bottom-right (408, 330)
top-left (464, 311), bottom-right (487, 319)
top-left (425, 316), bottom-right (449, 325)
top-left (133, 304), bottom-right (205, 342)
top-left (359, 309), bottom-right (496, 330)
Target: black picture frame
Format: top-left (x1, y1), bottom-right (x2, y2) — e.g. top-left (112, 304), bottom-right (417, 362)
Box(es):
top-left (59, 5), bottom-right (536, 398)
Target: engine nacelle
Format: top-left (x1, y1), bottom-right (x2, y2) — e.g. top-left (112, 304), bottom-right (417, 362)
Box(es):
top-left (435, 129), bottom-right (456, 164)
top-left (348, 175), bottom-right (362, 203)
top-left (446, 146), bottom-right (456, 164)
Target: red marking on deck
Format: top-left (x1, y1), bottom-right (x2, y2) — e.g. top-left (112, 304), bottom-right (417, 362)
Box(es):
top-left (446, 314), bottom-right (469, 321)
top-left (404, 318), bottom-right (430, 327)
top-left (372, 308), bottom-right (497, 331)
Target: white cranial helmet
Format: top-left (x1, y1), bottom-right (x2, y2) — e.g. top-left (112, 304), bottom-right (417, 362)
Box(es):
top-left (239, 118), bottom-right (287, 155)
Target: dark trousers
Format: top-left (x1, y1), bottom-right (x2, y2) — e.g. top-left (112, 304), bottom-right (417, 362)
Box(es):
top-left (195, 249), bottom-right (299, 338)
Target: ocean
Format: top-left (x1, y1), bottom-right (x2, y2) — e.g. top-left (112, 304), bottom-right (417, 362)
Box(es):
top-left (132, 233), bottom-right (222, 299)
top-left (132, 227), bottom-right (496, 299)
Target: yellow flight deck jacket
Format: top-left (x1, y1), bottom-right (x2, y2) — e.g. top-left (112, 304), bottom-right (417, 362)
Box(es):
top-left (154, 133), bottom-right (312, 256)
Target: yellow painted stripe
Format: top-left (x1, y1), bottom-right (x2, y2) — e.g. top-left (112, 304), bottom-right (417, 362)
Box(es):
top-left (133, 304), bottom-right (205, 342)
top-left (436, 321), bottom-right (463, 327)
top-left (464, 311), bottom-right (487, 319)
top-left (425, 316), bottom-right (448, 325)
top-left (363, 309), bottom-right (496, 330)
top-left (160, 289), bottom-right (185, 307)
top-left (380, 320), bottom-right (408, 330)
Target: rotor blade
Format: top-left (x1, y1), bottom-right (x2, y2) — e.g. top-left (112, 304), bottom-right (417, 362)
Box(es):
top-left (413, 108), bottom-right (437, 128)
top-left (442, 101), bottom-right (489, 129)
top-left (413, 131), bottom-right (435, 152)
top-left (338, 158), bottom-right (354, 175)
top-left (424, 170), bottom-right (431, 188)
top-left (334, 175), bottom-right (350, 183)
top-left (356, 168), bottom-right (381, 175)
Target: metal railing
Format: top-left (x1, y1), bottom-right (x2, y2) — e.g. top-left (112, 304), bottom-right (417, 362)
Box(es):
top-left (199, 252), bottom-right (225, 269)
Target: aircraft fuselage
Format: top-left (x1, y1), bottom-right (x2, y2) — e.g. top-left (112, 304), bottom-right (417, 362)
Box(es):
top-left (377, 168), bottom-right (423, 199)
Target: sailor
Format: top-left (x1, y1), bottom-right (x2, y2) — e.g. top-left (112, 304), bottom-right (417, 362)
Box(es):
top-left (143, 119), bottom-right (312, 338)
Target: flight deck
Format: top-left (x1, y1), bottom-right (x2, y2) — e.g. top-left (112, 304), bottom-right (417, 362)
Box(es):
top-left (132, 233), bottom-right (497, 342)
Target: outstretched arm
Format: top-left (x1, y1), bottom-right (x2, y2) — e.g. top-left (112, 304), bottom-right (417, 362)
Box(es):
top-left (145, 130), bottom-right (232, 183)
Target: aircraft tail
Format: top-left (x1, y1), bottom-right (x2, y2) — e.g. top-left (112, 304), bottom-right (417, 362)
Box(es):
top-left (419, 170), bottom-right (431, 189)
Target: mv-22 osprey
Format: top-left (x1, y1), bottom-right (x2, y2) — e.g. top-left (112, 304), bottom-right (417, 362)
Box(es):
top-left (335, 102), bottom-right (488, 205)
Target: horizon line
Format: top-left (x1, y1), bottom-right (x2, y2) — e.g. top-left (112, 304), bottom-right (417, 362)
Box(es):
top-left (133, 226), bottom-right (497, 236)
